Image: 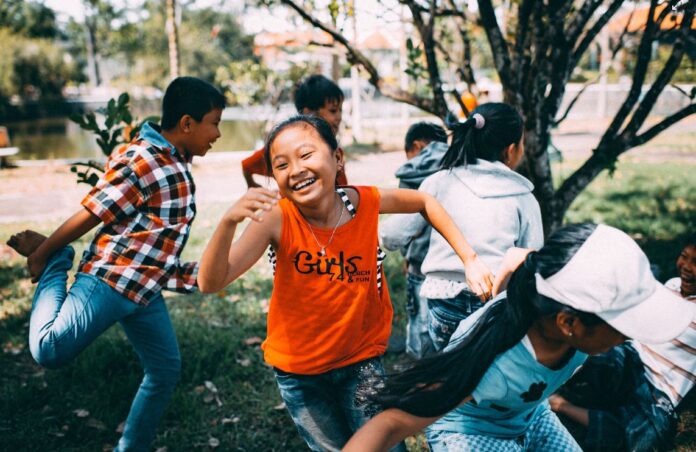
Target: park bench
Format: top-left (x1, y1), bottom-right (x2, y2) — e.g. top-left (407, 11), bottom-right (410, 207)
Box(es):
top-left (0, 126), bottom-right (19, 168)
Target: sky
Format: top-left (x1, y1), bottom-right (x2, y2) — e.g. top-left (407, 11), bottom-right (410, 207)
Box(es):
top-left (43, 0), bottom-right (403, 37)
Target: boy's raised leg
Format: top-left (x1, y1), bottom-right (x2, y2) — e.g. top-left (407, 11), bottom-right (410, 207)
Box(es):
top-left (116, 294), bottom-right (181, 452)
top-left (17, 236), bottom-right (138, 368)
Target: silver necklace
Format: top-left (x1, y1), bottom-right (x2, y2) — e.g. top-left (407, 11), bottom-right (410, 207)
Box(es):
top-left (303, 194), bottom-right (345, 257)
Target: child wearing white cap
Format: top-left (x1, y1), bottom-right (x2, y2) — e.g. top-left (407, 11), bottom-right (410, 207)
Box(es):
top-left (342, 223), bottom-right (695, 452)
top-left (549, 236), bottom-right (696, 451)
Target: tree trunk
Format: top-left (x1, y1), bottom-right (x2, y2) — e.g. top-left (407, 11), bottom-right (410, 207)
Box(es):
top-left (84, 17), bottom-right (101, 87)
top-left (166, 0), bottom-right (180, 79)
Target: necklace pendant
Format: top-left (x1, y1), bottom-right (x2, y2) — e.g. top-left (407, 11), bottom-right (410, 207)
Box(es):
top-left (318, 247), bottom-right (326, 256)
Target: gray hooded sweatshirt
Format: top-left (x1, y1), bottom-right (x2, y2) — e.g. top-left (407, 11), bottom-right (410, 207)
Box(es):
top-left (380, 141), bottom-right (448, 275)
top-left (382, 159), bottom-right (543, 292)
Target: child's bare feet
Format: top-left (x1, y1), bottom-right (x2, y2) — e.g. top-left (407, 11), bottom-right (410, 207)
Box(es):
top-left (6, 230), bottom-right (47, 257)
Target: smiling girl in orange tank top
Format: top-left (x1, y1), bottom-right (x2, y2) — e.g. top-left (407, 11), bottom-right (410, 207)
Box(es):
top-left (198, 115), bottom-right (493, 451)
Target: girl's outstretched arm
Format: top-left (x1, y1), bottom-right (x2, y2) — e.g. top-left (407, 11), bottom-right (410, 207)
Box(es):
top-left (379, 188), bottom-right (494, 300)
top-left (343, 409), bottom-right (438, 452)
top-left (199, 188), bottom-right (280, 293)
top-left (492, 247), bottom-right (533, 296)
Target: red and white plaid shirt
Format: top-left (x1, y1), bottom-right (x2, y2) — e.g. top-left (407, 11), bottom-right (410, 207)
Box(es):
top-left (79, 122), bottom-right (198, 305)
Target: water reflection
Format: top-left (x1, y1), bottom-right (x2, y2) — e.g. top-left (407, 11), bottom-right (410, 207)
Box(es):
top-left (7, 117), bottom-right (266, 160)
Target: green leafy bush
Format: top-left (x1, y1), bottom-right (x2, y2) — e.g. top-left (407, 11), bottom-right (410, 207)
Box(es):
top-left (69, 92), bottom-right (158, 186)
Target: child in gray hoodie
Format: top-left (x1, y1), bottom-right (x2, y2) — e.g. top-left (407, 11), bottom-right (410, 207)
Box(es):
top-left (381, 122), bottom-right (449, 358)
top-left (385, 103), bottom-right (543, 351)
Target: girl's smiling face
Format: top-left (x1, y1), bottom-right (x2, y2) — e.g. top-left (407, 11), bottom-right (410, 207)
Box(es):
top-left (269, 123), bottom-right (344, 204)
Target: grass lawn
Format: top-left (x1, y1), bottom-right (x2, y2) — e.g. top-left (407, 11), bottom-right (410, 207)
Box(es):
top-left (1, 160), bottom-right (694, 451)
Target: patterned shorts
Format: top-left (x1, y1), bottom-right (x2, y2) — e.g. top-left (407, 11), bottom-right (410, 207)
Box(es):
top-left (427, 405), bottom-right (582, 451)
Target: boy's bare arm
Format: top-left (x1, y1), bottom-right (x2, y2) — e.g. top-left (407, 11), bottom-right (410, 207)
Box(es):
top-left (29, 208), bottom-right (101, 280)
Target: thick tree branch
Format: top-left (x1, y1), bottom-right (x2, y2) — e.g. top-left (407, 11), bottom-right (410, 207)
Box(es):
top-left (630, 104), bottom-right (696, 147)
top-left (566, 0), bottom-right (603, 45)
top-left (620, 2), bottom-right (695, 140)
top-left (600, 0), bottom-right (659, 145)
top-left (511, 0), bottom-right (534, 91)
top-left (571, 0), bottom-right (624, 70)
top-left (477, 0), bottom-right (515, 98)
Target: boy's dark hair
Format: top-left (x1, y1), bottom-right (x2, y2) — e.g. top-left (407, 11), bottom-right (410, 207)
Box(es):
top-left (294, 75), bottom-right (344, 112)
top-left (404, 122), bottom-right (447, 151)
top-left (376, 223), bottom-right (603, 418)
top-left (264, 115), bottom-right (338, 173)
top-left (441, 102), bottom-right (523, 169)
top-left (685, 235), bottom-right (696, 249)
top-left (161, 77), bottom-right (226, 130)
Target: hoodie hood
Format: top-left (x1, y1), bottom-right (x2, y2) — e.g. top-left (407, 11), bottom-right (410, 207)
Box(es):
top-left (451, 159), bottom-right (534, 198)
top-left (395, 141), bottom-right (449, 190)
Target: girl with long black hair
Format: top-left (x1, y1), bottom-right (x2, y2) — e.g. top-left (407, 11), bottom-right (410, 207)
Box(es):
top-left (416, 102), bottom-right (543, 352)
top-left (344, 223), bottom-right (695, 451)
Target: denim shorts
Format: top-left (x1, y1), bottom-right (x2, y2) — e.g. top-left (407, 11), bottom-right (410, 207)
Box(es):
top-left (427, 291), bottom-right (484, 352)
top-left (405, 273), bottom-right (435, 359)
top-left (273, 357), bottom-right (388, 452)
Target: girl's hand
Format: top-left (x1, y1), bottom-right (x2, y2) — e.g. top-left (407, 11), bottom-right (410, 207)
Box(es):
top-left (464, 256), bottom-right (494, 301)
top-left (223, 188), bottom-right (280, 224)
top-left (492, 247), bottom-right (533, 296)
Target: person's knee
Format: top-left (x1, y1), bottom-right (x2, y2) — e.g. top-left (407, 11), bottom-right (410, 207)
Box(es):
top-left (145, 356), bottom-right (182, 389)
top-left (30, 344), bottom-right (68, 369)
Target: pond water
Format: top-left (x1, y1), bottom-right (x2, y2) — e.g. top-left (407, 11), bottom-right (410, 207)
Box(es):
top-left (6, 117), bottom-right (267, 160)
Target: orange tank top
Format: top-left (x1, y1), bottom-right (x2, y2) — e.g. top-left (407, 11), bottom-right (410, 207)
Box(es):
top-left (262, 186), bottom-right (392, 374)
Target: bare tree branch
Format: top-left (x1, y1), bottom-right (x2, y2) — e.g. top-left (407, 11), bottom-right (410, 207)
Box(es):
top-left (600, 0), bottom-right (660, 144)
top-left (620, 2), bottom-right (695, 140)
top-left (570, 0), bottom-right (624, 70)
top-left (553, 76), bottom-right (601, 126)
top-left (630, 103), bottom-right (696, 147)
top-left (566, 0), bottom-right (603, 45)
top-left (278, 0), bottom-right (437, 114)
top-left (477, 0), bottom-right (515, 98)
top-left (442, 0), bottom-right (477, 89)
top-left (670, 83), bottom-right (696, 100)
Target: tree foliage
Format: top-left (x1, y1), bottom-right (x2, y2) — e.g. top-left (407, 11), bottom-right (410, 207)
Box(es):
top-left (277, 0), bottom-right (696, 232)
top-left (88, 1), bottom-right (255, 88)
top-left (69, 92), bottom-right (158, 186)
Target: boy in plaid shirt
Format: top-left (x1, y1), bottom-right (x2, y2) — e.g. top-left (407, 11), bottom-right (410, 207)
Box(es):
top-left (7, 77), bottom-right (225, 451)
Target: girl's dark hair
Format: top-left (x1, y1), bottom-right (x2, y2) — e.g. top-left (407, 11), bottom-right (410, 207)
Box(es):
top-left (376, 223), bottom-right (602, 418)
top-left (263, 115), bottom-right (338, 173)
top-left (440, 102), bottom-right (523, 169)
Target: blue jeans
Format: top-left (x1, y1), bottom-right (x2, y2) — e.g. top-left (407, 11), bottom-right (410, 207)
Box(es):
top-left (427, 291), bottom-right (484, 352)
top-left (405, 273), bottom-right (435, 359)
top-left (29, 247), bottom-right (181, 452)
top-left (561, 344), bottom-right (677, 452)
top-left (274, 357), bottom-right (406, 452)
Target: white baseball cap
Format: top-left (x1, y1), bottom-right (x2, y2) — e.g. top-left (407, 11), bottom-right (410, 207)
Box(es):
top-left (535, 224), bottom-right (694, 344)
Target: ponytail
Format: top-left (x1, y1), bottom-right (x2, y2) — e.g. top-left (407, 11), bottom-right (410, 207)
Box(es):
top-left (440, 115), bottom-right (480, 169)
top-left (376, 254), bottom-right (539, 417)
top-left (375, 223), bottom-right (601, 418)
top-left (440, 102), bottom-right (523, 170)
